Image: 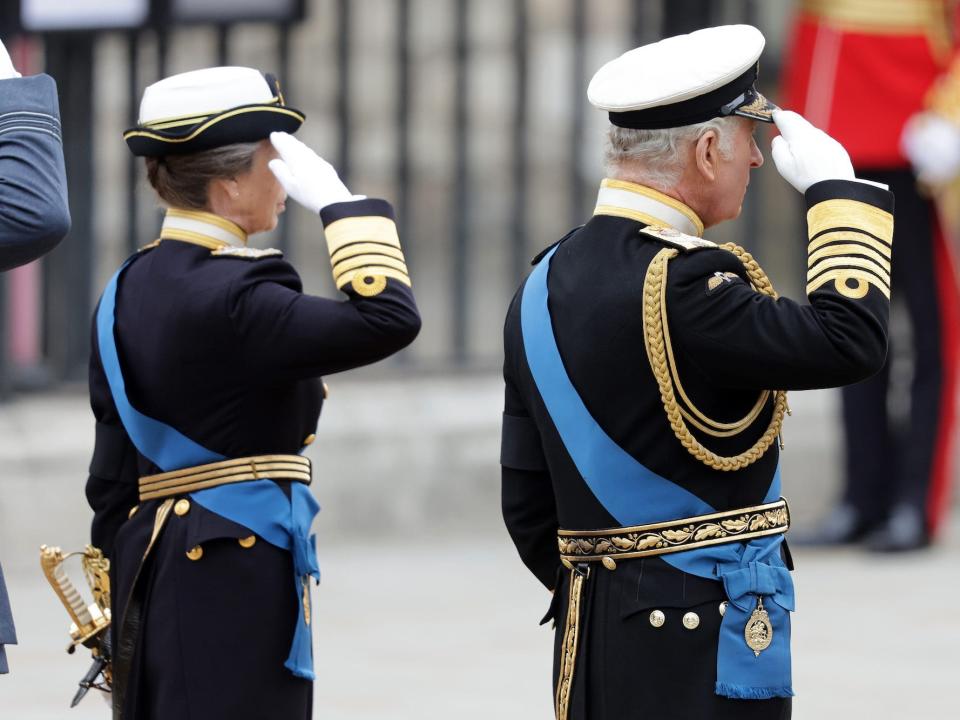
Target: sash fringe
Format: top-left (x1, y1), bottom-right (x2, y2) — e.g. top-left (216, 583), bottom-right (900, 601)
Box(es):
top-left (715, 681), bottom-right (794, 700)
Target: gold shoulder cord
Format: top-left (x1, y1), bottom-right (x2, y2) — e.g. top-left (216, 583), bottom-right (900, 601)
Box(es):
top-left (642, 242), bottom-right (788, 471)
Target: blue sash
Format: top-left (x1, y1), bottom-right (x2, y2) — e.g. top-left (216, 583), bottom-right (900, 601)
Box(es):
top-left (97, 260), bottom-right (320, 680)
top-left (521, 245), bottom-right (794, 699)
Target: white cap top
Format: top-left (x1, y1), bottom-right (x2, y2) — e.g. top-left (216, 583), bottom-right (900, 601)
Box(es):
top-left (587, 25), bottom-right (772, 128)
top-left (138, 66), bottom-right (276, 126)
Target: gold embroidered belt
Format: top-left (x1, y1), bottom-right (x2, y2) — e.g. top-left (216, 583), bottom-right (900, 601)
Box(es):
top-left (138, 454), bottom-right (312, 501)
top-left (557, 498), bottom-right (790, 566)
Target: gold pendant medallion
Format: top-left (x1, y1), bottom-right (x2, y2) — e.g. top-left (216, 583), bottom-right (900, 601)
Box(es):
top-left (744, 596), bottom-right (773, 657)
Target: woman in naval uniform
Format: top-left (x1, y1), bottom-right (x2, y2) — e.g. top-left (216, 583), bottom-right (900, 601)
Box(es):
top-left (84, 66), bottom-right (420, 719)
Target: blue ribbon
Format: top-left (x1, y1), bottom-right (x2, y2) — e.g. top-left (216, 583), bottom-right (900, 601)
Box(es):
top-left (97, 260), bottom-right (320, 680)
top-left (520, 245), bottom-right (794, 699)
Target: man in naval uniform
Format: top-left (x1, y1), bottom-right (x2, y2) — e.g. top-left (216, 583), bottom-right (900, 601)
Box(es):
top-left (501, 25), bottom-right (894, 719)
top-left (0, 36), bottom-right (70, 674)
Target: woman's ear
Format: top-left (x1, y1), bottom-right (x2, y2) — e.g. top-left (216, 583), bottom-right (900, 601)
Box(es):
top-left (694, 130), bottom-right (719, 183)
top-left (207, 177), bottom-right (238, 212)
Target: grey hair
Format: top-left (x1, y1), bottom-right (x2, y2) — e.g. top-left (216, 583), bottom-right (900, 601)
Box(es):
top-left (603, 116), bottom-right (740, 190)
top-left (145, 141), bottom-right (261, 210)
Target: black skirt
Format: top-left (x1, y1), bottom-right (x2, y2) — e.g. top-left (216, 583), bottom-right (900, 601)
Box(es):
top-left (112, 498), bottom-right (312, 719)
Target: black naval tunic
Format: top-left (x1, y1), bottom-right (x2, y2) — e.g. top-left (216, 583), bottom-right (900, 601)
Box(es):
top-left (501, 178), bottom-right (894, 719)
top-left (85, 198), bottom-right (419, 719)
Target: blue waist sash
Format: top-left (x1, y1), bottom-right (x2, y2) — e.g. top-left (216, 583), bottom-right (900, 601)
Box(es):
top-left (520, 245), bottom-right (794, 699)
top-left (97, 260), bottom-right (320, 680)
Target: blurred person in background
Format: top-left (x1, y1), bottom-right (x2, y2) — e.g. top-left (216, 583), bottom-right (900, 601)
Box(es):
top-left (86, 66), bottom-right (419, 718)
top-left (783, 0), bottom-right (960, 552)
top-left (501, 24), bottom-right (894, 720)
top-left (0, 36), bottom-right (70, 675)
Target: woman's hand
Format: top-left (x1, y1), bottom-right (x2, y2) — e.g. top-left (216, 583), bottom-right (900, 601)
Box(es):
top-left (269, 131), bottom-right (364, 214)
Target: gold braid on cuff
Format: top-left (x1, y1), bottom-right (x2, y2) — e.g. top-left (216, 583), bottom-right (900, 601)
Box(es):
top-left (558, 498), bottom-right (790, 563)
top-left (642, 243), bottom-right (788, 471)
top-left (324, 216), bottom-right (411, 296)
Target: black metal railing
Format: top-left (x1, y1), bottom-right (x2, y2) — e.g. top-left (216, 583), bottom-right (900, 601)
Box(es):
top-left (1, 0), bottom-right (796, 392)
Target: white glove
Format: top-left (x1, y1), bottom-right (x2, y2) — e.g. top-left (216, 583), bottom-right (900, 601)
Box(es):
top-left (269, 131), bottom-right (364, 215)
top-left (771, 109), bottom-right (855, 193)
top-left (0, 38), bottom-right (22, 80)
top-left (901, 112), bottom-right (960, 185)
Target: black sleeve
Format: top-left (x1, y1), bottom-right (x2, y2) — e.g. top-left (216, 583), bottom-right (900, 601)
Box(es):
top-left (665, 179), bottom-right (894, 390)
top-left (227, 199), bottom-right (421, 380)
top-left (501, 297), bottom-right (560, 591)
top-left (0, 74), bottom-right (70, 272)
top-left (85, 309), bottom-right (140, 559)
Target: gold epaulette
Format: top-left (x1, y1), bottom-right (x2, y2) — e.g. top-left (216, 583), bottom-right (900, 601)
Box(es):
top-left (639, 225), bottom-right (717, 252)
top-left (210, 246), bottom-right (283, 260)
top-left (641, 242), bottom-right (788, 471)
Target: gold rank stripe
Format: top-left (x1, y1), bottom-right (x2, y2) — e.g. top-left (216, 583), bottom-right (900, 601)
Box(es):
top-left (333, 254), bottom-right (409, 283)
top-left (807, 199), bottom-right (894, 246)
top-left (808, 255), bottom-right (891, 288)
top-left (808, 230), bottom-right (891, 258)
top-left (807, 268), bottom-right (891, 299)
top-left (324, 216), bottom-right (401, 257)
top-left (808, 243), bottom-right (891, 274)
top-left (336, 266), bottom-right (411, 289)
top-left (330, 242), bottom-right (406, 267)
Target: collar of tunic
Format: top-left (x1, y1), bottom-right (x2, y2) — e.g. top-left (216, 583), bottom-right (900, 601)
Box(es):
top-left (159, 208), bottom-right (248, 249)
top-left (593, 178), bottom-right (704, 237)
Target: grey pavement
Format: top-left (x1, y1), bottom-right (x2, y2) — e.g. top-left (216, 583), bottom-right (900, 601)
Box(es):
top-left (0, 377), bottom-right (957, 718)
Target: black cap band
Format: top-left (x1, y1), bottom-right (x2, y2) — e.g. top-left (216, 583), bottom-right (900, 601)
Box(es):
top-left (608, 64), bottom-right (758, 130)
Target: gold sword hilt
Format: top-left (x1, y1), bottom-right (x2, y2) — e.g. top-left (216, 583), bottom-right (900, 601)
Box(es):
top-left (39, 545), bottom-right (111, 651)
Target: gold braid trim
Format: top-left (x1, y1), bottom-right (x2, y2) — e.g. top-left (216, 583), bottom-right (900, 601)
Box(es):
top-left (642, 243), bottom-right (788, 471)
top-left (555, 566), bottom-right (588, 720)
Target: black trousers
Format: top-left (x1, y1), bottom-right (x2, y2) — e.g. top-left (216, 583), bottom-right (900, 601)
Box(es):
top-left (112, 498), bottom-right (312, 720)
top-left (550, 559), bottom-right (792, 720)
top-left (841, 169), bottom-right (958, 533)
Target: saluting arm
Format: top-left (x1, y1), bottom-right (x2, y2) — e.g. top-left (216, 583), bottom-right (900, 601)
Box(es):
top-left (225, 132), bottom-right (419, 380)
top-left (664, 111), bottom-right (894, 391)
top-left (0, 68), bottom-right (70, 271)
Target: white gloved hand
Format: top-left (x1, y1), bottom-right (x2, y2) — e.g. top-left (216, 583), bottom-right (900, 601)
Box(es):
top-left (901, 112), bottom-right (960, 185)
top-left (0, 38), bottom-right (22, 80)
top-left (269, 131), bottom-right (364, 215)
top-left (771, 109), bottom-right (855, 193)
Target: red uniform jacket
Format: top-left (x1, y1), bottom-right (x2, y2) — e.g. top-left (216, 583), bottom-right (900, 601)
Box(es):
top-left (782, 0), bottom-right (960, 169)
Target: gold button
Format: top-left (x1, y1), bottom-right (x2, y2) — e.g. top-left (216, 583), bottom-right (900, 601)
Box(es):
top-left (602, 556), bottom-right (617, 571)
top-left (238, 535), bottom-right (256, 548)
top-left (128, 505), bottom-right (139, 519)
top-left (185, 545), bottom-right (203, 561)
top-left (561, 558), bottom-right (573, 570)
top-left (649, 610), bottom-right (665, 628)
top-left (174, 499), bottom-right (191, 516)
top-left (322, 382), bottom-right (330, 399)
top-left (682, 612), bottom-right (700, 630)
top-left (719, 601), bottom-right (728, 617)
top-left (303, 433), bottom-right (316, 447)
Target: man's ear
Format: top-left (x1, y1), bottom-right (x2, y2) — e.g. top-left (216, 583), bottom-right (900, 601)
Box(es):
top-left (694, 130), bottom-right (719, 183)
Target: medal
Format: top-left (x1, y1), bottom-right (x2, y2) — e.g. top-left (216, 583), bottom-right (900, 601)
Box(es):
top-left (744, 595), bottom-right (773, 657)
